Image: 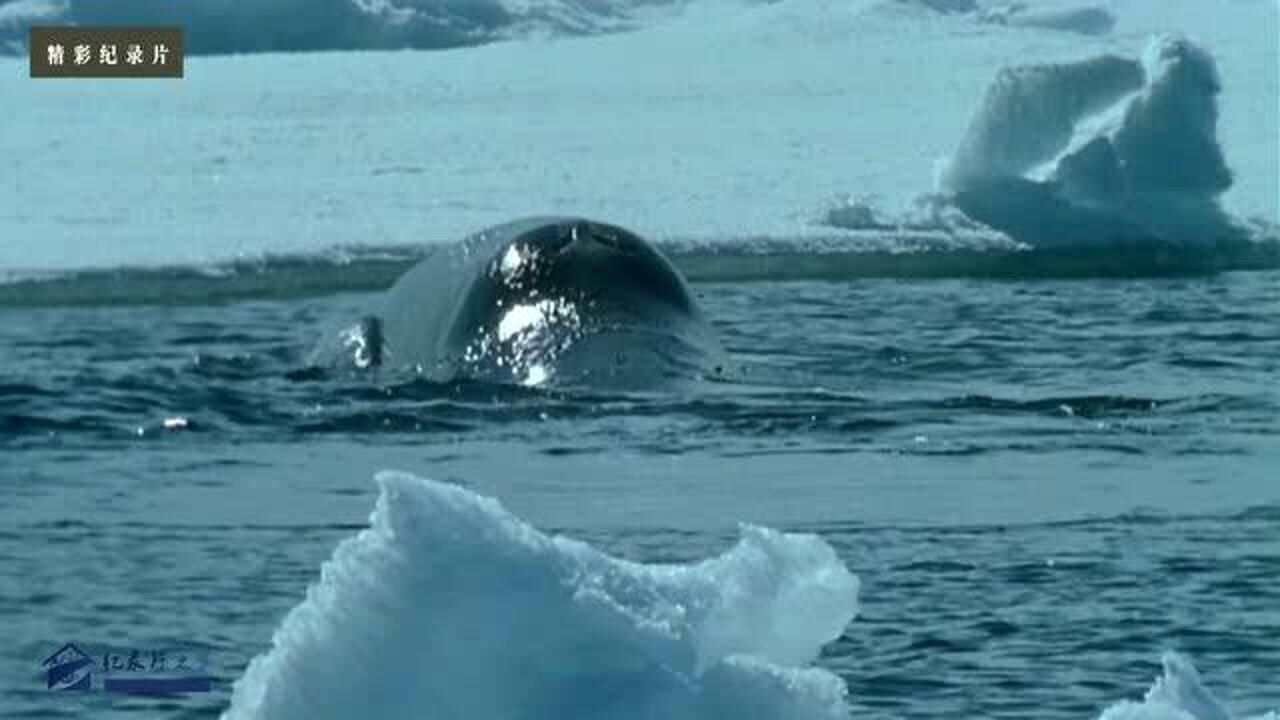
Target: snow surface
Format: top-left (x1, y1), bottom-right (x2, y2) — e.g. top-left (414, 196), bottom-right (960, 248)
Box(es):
top-left (1, 0), bottom-right (1275, 270)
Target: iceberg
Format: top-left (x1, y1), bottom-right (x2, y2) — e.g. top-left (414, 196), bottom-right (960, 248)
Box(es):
top-left (222, 470), bottom-right (860, 720)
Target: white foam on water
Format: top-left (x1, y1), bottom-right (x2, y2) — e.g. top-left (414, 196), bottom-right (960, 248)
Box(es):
top-left (222, 470), bottom-right (859, 720)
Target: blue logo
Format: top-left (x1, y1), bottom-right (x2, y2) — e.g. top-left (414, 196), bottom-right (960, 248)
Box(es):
top-left (43, 643), bottom-right (93, 691)
top-left (42, 643), bottom-right (214, 696)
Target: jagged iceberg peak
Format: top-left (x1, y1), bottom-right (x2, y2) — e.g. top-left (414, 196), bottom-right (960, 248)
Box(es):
top-left (1108, 35), bottom-right (1232, 197)
top-left (222, 471), bottom-right (859, 720)
top-left (932, 33), bottom-right (1257, 248)
top-left (1097, 651), bottom-right (1276, 720)
top-left (938, 51), bottom-right (1145, 191)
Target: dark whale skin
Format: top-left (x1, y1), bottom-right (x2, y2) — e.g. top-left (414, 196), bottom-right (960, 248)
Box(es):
top-left (342, 216), bottom-right (725, 387)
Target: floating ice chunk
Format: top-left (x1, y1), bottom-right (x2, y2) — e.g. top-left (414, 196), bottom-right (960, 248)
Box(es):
top-left (0, 0), bottom-right (66, 26)
top-left (897, 0), bottom-right (979, 14)
top-left (938, 53), bottom-right (1144, 193)
top-left (979, 3), bottom-right (1117, 36)
top-left (223, 471), bottom-right (859, 720)
top-left (934, 34), bottom-right (1257, 248)
top-left (1097, 651), bottom-right (1276, 720)
top-left (1111, 36), bottom-right (1232, 197)
top-left (1012, 7), bottom-right (1115, 36)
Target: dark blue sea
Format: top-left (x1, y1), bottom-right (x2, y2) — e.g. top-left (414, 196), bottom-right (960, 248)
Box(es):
top-left (3, 271), bottom-right (1277, 718)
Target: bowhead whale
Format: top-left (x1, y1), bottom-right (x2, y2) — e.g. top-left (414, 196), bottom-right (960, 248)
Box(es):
top-left (321, 217), bottom-right (725, 387)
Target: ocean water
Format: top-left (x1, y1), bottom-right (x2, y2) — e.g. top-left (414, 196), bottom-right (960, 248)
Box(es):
top-left (2, 0), bottom-right (1279, 718)
top-left (4, 276), bottom-right (1278, 718)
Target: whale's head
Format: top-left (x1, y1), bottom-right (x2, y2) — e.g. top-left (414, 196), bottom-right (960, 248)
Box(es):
top-left (445, 218), bottom-right (717, 387)
top-left (323, 217), bottom-right (725, 387)
top-left (462, 218), bottom-right (697, 322)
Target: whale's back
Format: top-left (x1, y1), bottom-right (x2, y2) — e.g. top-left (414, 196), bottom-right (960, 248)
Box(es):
top-left (325, 217), bottom-right (724, 386)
